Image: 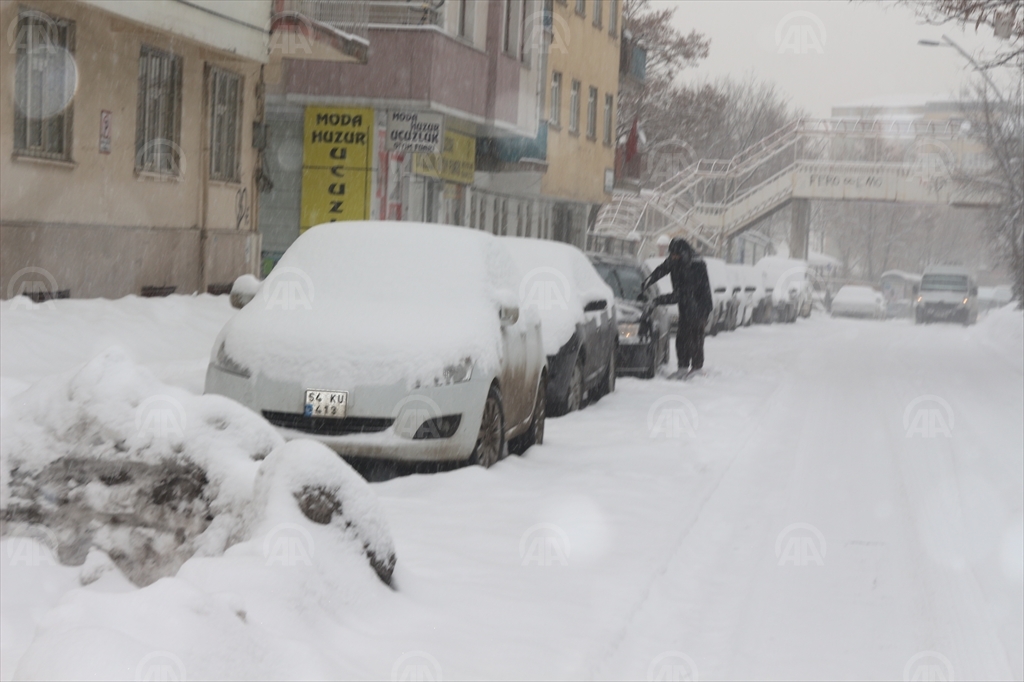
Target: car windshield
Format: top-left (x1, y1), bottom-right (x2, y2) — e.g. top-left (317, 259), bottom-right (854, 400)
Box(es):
top-left (594, 263), bottom-right (644, 301)
top-left (921, 274), bottom-right (969, 292)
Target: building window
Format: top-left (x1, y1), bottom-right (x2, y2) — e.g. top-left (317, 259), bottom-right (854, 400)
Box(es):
top-left (457, 0), bottom-right (470, 38)
top-left (550, 72), bottom-right (562, 127)
top-left (603, 93), bottom-right (614, 145)
top-left (209, 67), bottom-right (242, 182)
top-left (569, 79), bottom-right (580, 134)
top-left (586, 86), bottom-right (598, 139)
top-left (575, 0), bottom-right (586, 17)
top-left (519, 0), bottom-right (530, 62)
top-left (593, 0), bottom-right (602, 27)
top-left (136, 46), bottom-right (183, 176)
top-left (13, 10), bottom-right (75, 160)
top-left (503, 0), bottom-right (521, 56)
top-left (609, 0), bottom-right (617, 35)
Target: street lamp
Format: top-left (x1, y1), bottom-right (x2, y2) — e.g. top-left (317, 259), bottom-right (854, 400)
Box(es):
top-left (918, 34), bottom-right (1005, 101)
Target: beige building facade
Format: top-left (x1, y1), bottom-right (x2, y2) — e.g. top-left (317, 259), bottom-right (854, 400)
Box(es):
top-left (0, 0), bottom-right (365, 300)
top-left (541, 0), bottom-right (621, 229)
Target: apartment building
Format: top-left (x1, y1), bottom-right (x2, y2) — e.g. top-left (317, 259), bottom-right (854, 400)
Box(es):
top-left (541, 0), bottom-right (621, 245)
top-left (0, 0), bottom-right (365, 299)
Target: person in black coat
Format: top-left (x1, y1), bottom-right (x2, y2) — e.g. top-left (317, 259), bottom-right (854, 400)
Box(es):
top-left (641, 237), bottom-right (714, 372)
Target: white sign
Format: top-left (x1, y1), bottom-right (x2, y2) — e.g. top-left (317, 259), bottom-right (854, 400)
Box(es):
top-left (99, 110), bottom-right (112, 154)
top-left (604, 168), bottom-right (614, 193)
top-left (386, 110), bottom-right (443, 155)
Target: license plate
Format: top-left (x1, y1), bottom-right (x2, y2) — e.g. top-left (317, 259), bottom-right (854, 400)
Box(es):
top-left (304, 390), bottom-right (347, 418)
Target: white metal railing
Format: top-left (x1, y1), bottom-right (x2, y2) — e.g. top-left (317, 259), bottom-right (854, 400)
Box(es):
top-left (285, 0), bottom-right (370, 40)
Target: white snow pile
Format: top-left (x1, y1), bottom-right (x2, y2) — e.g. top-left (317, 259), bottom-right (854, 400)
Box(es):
top-left (1, 347), bottom-right (396, 587)
top-left (505, 237), bottom-right (615, 355)
top-left (973, 303), bottom-right (1024, 370)
top-left (219, 221), bottom-right (531, 390)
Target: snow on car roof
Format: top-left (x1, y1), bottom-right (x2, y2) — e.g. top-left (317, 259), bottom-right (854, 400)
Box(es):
top-left (505, 238), bottom-right (614, 356)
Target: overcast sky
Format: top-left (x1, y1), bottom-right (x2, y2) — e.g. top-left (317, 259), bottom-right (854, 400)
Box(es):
top-left (657, 0), bottom-right (1011, 117)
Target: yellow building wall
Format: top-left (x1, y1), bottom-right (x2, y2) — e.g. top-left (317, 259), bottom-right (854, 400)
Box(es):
top-left (541, 0), bottom-right (620, 205)
top-left (0, 0), bottom-right (261, 234)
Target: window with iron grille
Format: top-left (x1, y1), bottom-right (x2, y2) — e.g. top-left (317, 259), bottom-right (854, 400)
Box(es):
top-left (575, 0), bottom-right (586, 17)
top-left (209, 67), bottom-right (242, 182)
top-left (604, 93), bottom-right (614, 145)
top-left (569, 79), bottom-right (580, 134)
top-left (13, 10), bottom-right (75, 160)
top-left (550, 72), bottom-right (562, 127)
top-left (609, 0), bottom-right (617, 36)
top-left (593, 0), bottom-right (602, 27)
top-left (136, 46), bottom-right (183, 176)
top-left (587, 86), bottom-right (598, 139)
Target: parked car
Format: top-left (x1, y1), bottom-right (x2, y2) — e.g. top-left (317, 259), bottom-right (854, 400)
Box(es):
top-left (590, 254), bottom-right (671, 379)
top-left (830, 285), bottom-right (886, 319)
top-left (504, 238), bottom-right (617, 416)
top-left (727, 263), bottom-right (763, 326)
top-left (205, 222), bottom-right (548, 468)
top-left (757, 256), bottom-right (812, 323)
top-left (644, 257), bottom-right (679, 333)
top-left (704, 257), bottom-right (732, 335)
top-left (914, 266), bottom-right (979, 325)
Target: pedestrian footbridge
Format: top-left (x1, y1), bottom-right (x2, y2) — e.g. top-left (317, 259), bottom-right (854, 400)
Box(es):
top-left (595, 118), bottom-right (1001, 258)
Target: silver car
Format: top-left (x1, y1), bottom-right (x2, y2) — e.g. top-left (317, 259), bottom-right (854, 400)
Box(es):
top-left (206, 222), bottom-right (547, 468)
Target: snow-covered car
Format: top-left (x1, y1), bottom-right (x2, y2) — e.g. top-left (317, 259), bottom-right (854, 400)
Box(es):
top-left (644, 256), bottom-right (679, 332)
top-left (704, 257), bottom-right (732, 334)
top-left (914, 266), bottom-right (978, 325)
top-left (505, 238), bottom-right (617, 415)
top-left (590, 254), bottom-right (671, 379)
top-left (830, 285), bottom-right (886, 319)
top-left (727, 263), bottom-right (763, 326)
top-left (757, 256), bottom-right (812, 323)
top-left (205, 222), bottom-right (547, 468)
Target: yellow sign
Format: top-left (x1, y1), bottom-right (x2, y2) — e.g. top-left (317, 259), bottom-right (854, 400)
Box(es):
top-left (301, 106), bottom-right (374, 230)
top-left (300, 167), bottom-right (369, 227)
top-left (413, 130), bottom-right (476, 185)
top-left (303, 106), bottom-right (373, 169)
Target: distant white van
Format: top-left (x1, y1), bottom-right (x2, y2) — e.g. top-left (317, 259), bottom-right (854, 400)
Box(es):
top-left (915, 266), bottom-right (978, 325)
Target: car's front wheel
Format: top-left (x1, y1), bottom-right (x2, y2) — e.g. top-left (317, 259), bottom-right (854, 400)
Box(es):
top-left (510, 378), bottom-right (545, 455)
top-left (565, 356), bottom-right (584, 413)
top-left (471, 385), bottom-right (505, 468)
top-left (597, 350), bottom-right (616, 397)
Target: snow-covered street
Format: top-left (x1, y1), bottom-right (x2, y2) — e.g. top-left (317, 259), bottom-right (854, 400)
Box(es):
top-left (2, 297), bottom-right (1021, 680)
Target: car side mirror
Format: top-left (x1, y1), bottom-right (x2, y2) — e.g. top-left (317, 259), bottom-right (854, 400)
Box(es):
top-left (583, 299), bottom-right (607, 312)
top-left (499, 305), bottom-right (519, 327)
top-left (230, 274), bottom-right (260, 309)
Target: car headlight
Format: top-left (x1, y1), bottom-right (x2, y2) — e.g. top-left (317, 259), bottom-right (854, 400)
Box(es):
top-left (214, 341), bottom-right (250, 378)
top-left (618, 322), bottom-right (641, 339)
top-left (962, 297), bottom-right (969, 305)
top-left (441, 357), bottom-right (473, 385)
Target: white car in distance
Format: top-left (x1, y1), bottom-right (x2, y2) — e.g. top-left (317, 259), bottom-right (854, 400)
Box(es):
top-left (206, 222), bottom-right (547, 468)
top-left (830, 285), bottom-right (886, 319)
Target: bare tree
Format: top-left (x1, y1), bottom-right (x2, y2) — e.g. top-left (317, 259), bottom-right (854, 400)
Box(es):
top-left (901, 0), bottom-right (1023, 69)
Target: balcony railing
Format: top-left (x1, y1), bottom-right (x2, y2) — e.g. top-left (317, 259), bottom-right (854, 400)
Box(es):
top-left (287, 0), bottom-right (442, 35)
top-left (284, 0), bottom-right (369, 42)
